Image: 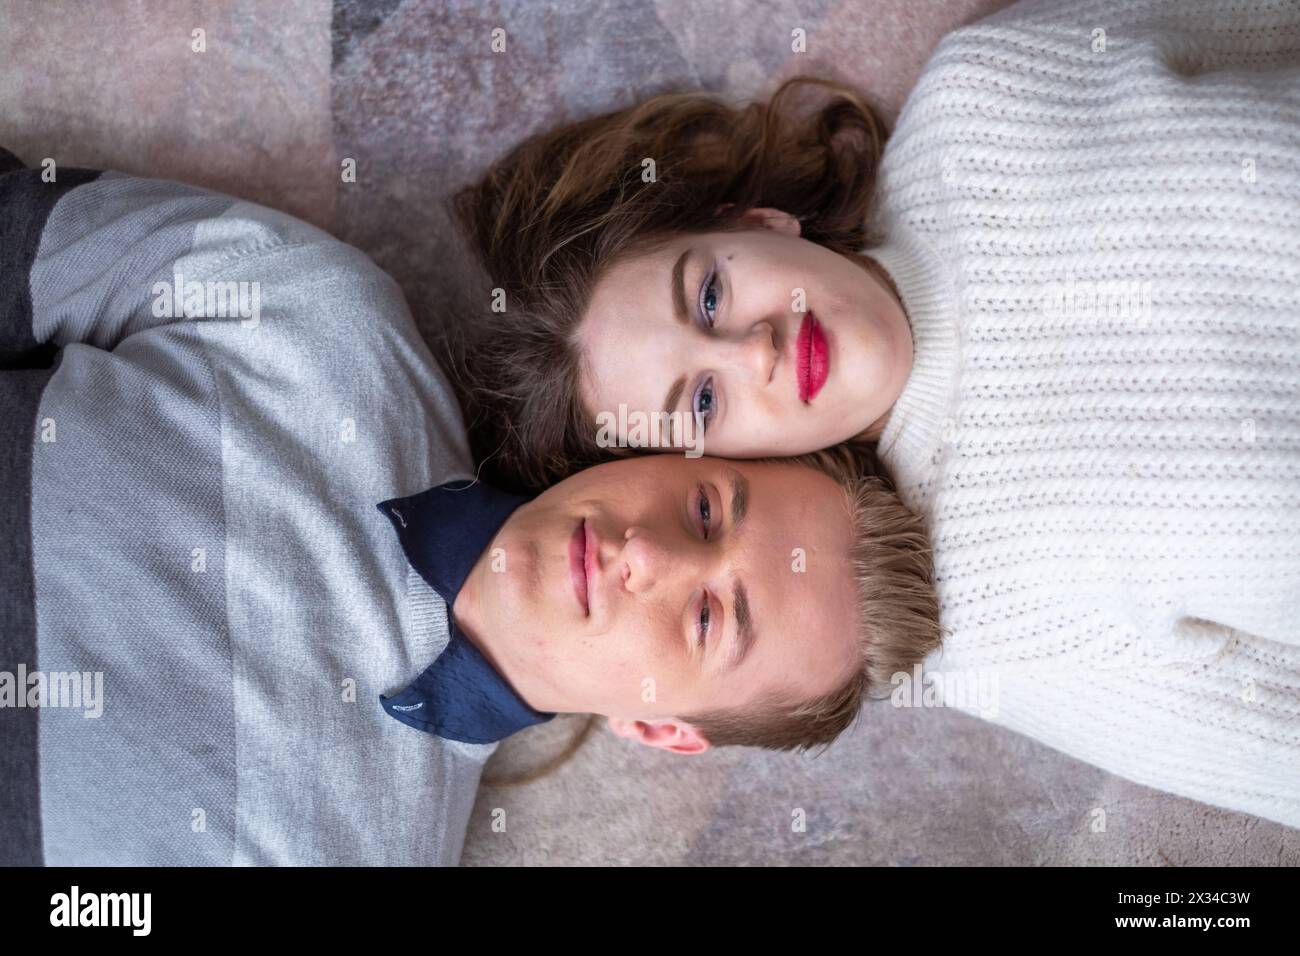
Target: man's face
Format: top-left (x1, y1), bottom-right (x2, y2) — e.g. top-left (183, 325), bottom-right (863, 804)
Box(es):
top-left (453, 454), bottom-right (861, 753)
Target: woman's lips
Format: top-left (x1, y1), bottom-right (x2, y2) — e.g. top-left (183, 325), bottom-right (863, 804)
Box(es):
top-left (569, 519), bottom-right (589, 615)
top-left (797, 312), bottom-right (830, 403)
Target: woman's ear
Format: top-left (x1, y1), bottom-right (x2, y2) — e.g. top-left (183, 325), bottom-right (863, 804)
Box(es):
top-left (716, 204), bottom-right (802, 237)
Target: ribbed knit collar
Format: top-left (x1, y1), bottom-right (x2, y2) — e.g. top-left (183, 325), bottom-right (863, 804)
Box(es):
top-left (860, 212), bottom-right (963, 513)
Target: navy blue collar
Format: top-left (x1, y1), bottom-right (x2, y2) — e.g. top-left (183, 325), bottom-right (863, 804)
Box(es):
top-left (375, 479), bottom-right (557, 744)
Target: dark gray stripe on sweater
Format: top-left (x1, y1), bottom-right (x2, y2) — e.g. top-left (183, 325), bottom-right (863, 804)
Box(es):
top-left (0, 145), bottom-right (24, 175)
top-left (0, 153), bottom-right (100, 866)
top-left (0, 358), bottom-right (61, 867)
top-left (0, 161), bottom-right (101, 369)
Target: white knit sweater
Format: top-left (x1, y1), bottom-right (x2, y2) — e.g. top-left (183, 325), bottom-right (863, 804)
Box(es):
top-left (865, 0), bottom-right (1300, 829)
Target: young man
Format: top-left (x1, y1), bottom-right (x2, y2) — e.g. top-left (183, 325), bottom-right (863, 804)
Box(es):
top-left (0, 157), bottom-right (939, 866)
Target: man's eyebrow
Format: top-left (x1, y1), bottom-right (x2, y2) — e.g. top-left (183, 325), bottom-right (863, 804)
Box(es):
top-left (671, 246), bottom-right (691, 326)
top-left (725, 469), bottom-right (753, 670)
top-left (729, 579), bottom-right (756, 670)
top-left (728, 469), bottom-right (749, 529)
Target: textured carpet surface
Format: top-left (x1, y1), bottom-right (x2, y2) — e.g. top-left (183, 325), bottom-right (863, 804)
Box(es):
top-left (2, 0), bottom-right (1295, 864)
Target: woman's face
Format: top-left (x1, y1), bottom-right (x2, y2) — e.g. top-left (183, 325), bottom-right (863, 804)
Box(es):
top-left (574, 207), bottom-right (913, 458)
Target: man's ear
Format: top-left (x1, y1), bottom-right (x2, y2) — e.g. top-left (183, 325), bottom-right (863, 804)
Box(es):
top-left (606, 716), bottom-right (711, 754)
top-left (714, 203), bottom-right (802, 238)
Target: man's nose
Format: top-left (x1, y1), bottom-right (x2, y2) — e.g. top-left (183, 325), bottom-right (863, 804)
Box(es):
top-left (721, 320), bottom-right (777, 385)
top-left (619, 526), bottom-right (679, 594)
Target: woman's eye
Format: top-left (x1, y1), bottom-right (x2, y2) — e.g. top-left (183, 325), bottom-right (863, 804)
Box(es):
top-left (699, 267), bottom-right (721, 328)
top-left (699, 601), bottom-right (711, 642)
top-left (697, 486), bottom-right (712, 538)
top-left (693, 378), bottom-right (715, 431)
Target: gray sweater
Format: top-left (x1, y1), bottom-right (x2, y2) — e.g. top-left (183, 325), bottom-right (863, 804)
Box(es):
top-left (0, 158), bottom-right (494, 865)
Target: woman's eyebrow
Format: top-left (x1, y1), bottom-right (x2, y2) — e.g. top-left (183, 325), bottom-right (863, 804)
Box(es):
top-left (663, 375), bottom-right (687, 417)
top-left (671, 246), bottom-right (692, 326)
top-left (661, 247), bottom-right (700, 417)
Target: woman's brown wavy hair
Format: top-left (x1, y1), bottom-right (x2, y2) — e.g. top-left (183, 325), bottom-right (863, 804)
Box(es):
top-left (447, 74), bottom-right (892, 494)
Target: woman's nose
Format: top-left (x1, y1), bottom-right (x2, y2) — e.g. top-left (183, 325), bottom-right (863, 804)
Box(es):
top-left (722, 321), bottom-right (777, 385)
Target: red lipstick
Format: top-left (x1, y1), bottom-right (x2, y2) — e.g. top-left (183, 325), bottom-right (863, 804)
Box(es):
top-left (569, 519), bottom-right (589, 615)
top-left (797, 312), bottom-right (830, 403)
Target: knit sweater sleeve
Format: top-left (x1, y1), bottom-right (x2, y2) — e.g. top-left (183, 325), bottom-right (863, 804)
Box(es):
top-left (941, 626), bottom-right (1300, 829)
top-left (869, 0), bottom-right (1300, 683)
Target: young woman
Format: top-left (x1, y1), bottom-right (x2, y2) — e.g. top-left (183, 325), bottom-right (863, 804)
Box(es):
top-left (449, 0), bottom-right (1300, 829)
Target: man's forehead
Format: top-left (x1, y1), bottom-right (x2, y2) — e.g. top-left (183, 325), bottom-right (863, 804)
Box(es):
top-left (733, 460), bottom-right (844, 516)
top-left (752, 547), bottom-right (860, 692)
top-left (728, 464), bottom-right (854, 586)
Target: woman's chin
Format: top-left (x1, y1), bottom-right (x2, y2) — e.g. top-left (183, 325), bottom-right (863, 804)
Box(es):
top-left (851, 408), bottom-right (892, 444)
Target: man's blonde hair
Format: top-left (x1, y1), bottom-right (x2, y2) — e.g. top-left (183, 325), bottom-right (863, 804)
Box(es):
top-left (676, 444), bottom-right (944, 754)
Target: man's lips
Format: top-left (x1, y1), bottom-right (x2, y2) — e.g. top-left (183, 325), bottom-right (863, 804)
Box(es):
top-left (569, 519), bottom-right (589, 615)
top-left (797, 311), bottom-right (830, 403)
top-left (584, 519), bottom-right (597, 607)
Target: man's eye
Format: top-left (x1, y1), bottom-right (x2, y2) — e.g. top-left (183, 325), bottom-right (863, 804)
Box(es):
top-left (698, 485), bottom-right (712, 538)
